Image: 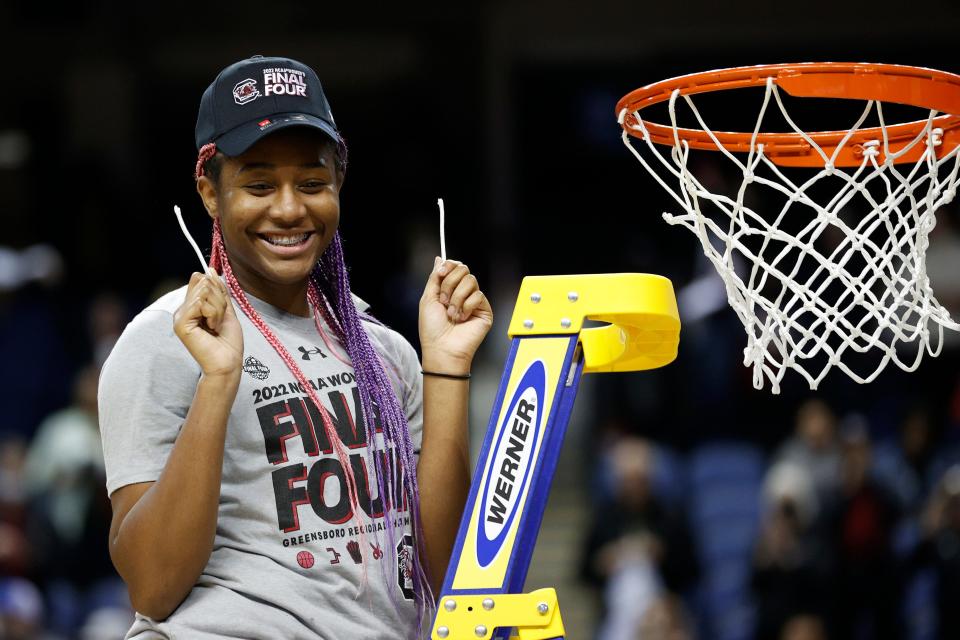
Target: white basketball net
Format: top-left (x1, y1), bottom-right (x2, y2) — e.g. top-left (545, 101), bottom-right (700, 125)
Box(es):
top-left (620, 77), bottom-right (960, 393)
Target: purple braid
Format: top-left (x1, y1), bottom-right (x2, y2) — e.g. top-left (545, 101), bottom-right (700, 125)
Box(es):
top-left (311, 234), bottom-right (433, 630)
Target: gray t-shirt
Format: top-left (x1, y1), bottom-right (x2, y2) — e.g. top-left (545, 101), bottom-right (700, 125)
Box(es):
top-left (99, 284), bottom-right (424, 639)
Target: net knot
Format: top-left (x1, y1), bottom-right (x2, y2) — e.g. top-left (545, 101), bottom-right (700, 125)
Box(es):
top-left (861, 140), bottom-right (881, 160)
top-left (743, 341), bottom-right (764, 366)
top-left (929, 128), bottom-right (944, 147)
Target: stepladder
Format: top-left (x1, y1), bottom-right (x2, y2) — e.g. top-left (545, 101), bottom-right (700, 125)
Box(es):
top-left (430, 273), bottom-right (680, 639)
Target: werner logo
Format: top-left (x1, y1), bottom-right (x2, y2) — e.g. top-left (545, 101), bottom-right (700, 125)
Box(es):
top-left (475, 360), bottom-right (545, 568)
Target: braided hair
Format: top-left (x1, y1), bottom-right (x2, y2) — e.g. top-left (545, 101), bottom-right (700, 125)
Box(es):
top-left (197, 139), bottom-right (433, 631)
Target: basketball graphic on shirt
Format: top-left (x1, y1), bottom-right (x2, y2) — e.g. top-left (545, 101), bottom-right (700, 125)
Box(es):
top-left (296, 550), bottom-right (315, 569)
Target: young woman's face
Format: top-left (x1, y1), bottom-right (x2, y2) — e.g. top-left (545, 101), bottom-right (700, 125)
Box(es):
top-left (206, 129), bottom-right (341, 301)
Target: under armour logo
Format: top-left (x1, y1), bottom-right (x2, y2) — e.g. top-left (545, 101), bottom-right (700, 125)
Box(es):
top-left (298, 345), bottom-right (327, 361)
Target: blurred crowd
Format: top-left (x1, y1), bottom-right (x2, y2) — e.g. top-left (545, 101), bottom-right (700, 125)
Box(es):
top-left (579, 372), bottom-right (960, 640)
top-left (0, 272), bottom-right (134, 639)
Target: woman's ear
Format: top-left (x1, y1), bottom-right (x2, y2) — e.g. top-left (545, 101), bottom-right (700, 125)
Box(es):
top-left (196, 176), bottom-right (219, 220)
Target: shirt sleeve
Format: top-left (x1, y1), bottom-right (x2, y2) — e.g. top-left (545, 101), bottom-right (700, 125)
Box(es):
top-left (98, 309), bottom-right (201, 496)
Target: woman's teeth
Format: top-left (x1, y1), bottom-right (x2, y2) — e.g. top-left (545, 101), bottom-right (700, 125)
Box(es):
top-left (263, 233), bottom-right (310, 246)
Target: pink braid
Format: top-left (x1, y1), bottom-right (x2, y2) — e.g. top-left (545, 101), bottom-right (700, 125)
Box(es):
top-left (195, 143), bottom-right (217, 180)
top-left (307, 288), bottom-right (352, 367)
top-left (210, 220), bottom-right (373, 577)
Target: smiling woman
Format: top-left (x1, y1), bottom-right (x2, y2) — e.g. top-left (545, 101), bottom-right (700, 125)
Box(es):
top-left (96, 55), bottom-right (492, 640)
top-left (198, 130), bottom-right (343, 313)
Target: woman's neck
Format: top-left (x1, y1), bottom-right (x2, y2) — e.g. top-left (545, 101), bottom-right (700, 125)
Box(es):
top-left (227, 271), bottom-right (312, 317)
top-left (255, 283), bottom-right (312, 317)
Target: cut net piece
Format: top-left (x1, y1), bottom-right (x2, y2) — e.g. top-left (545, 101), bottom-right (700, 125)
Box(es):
top-left (621, 78), bottom-right (960, 393)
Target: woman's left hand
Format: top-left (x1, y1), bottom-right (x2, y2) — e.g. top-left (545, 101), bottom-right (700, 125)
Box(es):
top-left (419, 257), bottom-right (494, 374)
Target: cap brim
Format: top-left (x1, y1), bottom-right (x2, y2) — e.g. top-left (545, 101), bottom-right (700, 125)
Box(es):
top-left (214, 113), bottom-right (340, 156)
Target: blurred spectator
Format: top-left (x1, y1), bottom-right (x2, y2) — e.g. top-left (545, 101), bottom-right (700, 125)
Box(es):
top-left (581, 436), bottom-right (699, 638)
top-left (916, 465), bottom-right (960, 638)
top-left (596, 546), bottom-right (662, 640)
top-left (0, 284), bottom-right (73, 439)
top-left (827, 417), bottom-right (903, 640)
top-left (779, 614), bottom-right (828, 640)
top-left (874, 405), bottom-right (941, 514)
top-left (23, 365), bottom-right (103, 501)
top-left (763, 461), bottom-right (819, 532)
top-left (0, 438), bottom-right (30, 578)
top-left (772, 399), bottom-right (842, 504)
top-left (752, 462), bottom-right (833, 639)
top-left (0, 245), bottom-right (63, 293)
top-left (635, 593), bottom-right (695, 640)
top-left (0, 577), bottom-right (46, 640)
top-left (22, 365), bottom-right (122, 635)
top-left (79, 605), bottom-right (135, 640)
top-left (86, 294), bottom-right (126, 368)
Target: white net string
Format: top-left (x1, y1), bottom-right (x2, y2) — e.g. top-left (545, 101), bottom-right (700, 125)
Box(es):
top-left (620, 77), bottom-right (960, 393)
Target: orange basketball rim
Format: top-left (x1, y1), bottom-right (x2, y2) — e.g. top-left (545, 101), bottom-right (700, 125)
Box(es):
top-left (616, 62), bottom-right (960, 167)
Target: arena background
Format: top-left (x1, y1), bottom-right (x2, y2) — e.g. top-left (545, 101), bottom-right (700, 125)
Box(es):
top-left (3, 1), bottom-right (960, 638)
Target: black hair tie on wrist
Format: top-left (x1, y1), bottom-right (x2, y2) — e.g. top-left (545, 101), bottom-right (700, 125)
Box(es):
top-left (421, 369), bottom-right (471, 380)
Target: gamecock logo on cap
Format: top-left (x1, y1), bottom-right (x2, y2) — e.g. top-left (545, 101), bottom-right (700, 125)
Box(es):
top-left (233, 78), bottom-right (260, 105)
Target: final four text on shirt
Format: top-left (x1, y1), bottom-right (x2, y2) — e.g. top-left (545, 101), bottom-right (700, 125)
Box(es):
top-left (263, 68), bottom-right (308, 96)
top-left (257, 385), bottom-right (410, 533)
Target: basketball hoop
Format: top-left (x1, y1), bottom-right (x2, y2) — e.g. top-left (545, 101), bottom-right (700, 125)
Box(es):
top-left (617, 62), bottom-right (960, 393)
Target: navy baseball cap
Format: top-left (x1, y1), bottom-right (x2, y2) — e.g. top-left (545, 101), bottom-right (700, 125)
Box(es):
top-left (195, 55), bottom-right (340, 156)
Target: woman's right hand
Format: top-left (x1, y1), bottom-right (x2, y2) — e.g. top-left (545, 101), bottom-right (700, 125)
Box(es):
top-left (173, 273), bottom-right (244, 378)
